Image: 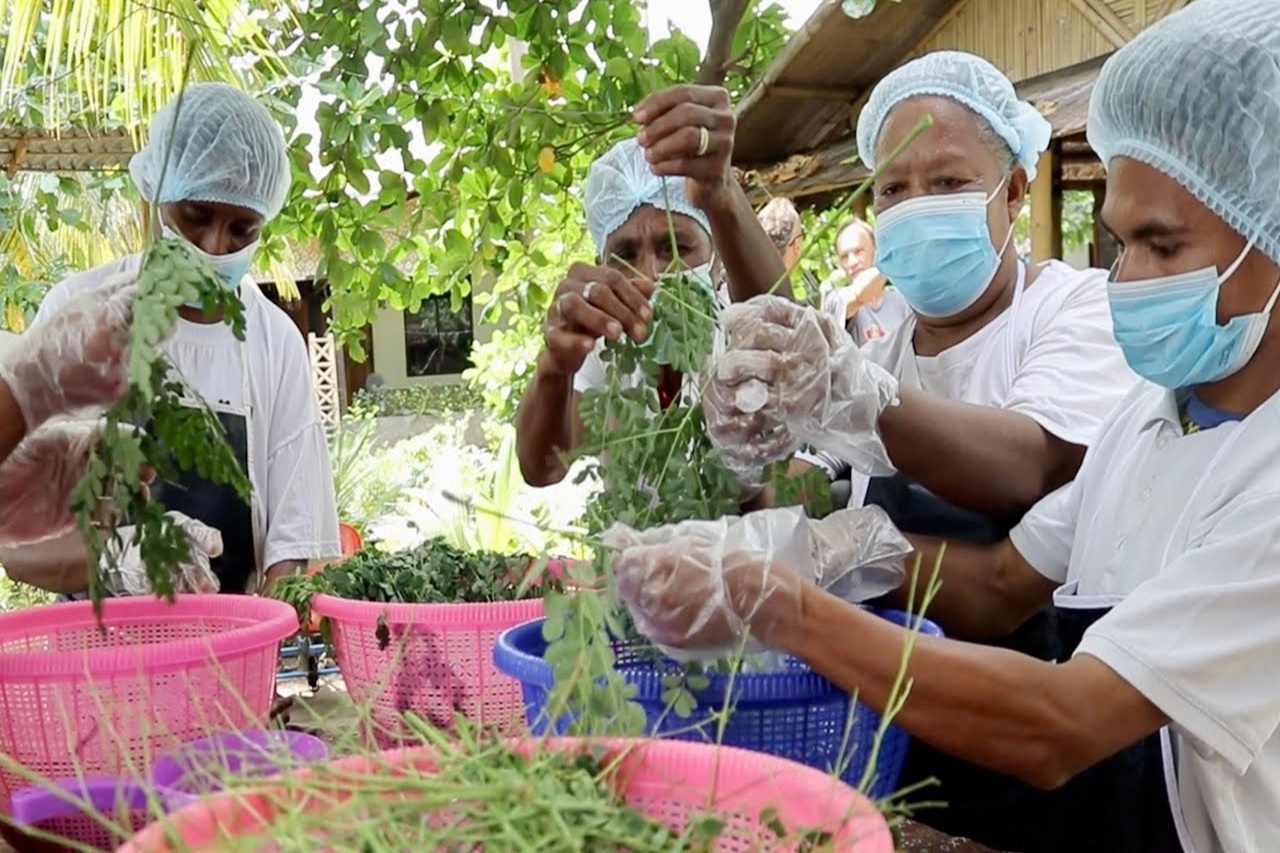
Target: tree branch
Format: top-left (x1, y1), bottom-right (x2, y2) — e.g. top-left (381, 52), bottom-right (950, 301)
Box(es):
top-left (697, 0), bottom-right (752, 86)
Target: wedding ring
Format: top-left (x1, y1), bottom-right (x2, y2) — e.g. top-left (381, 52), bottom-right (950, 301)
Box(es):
top-left (695, 126), bottom-right (711, 157)
top-left (583, 282), bottom-right (597, 301)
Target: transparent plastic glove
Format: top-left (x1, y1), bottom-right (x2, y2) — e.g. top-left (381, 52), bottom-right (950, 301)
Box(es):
top-left (103, 512), bottom-right (223, 596)
top-left (0, 272), bottom-right (139, 431)
top-left (0, 420), bottom-right (101, 546)
top-left (706, 296), bottom-right (901, 482)
top-left (605, 506), bottom-right (910, 662)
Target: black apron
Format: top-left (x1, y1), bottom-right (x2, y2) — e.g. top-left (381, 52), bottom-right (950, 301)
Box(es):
top-left (147, 407), bottom-right (256, 594)
top-left (865, 473), bottom-right (1063, 850)
top-left (59, 356), bottom-right (257, 600)
top-left (868, 475), bottom-right (1181, 851)
top-left (1023, 599), bottom-right (1182, 853)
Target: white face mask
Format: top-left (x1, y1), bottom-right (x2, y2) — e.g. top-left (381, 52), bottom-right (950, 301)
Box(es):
top-left (161, 224), bottom-right (258, 290)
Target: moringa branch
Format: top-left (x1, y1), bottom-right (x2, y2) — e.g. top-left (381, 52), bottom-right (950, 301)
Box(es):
top-left (697, 0), bottom-right (752, 86)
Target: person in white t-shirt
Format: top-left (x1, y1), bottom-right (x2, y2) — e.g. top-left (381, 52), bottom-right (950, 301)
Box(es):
top-left (607, 2), bottom-right (1280, 850)
top-left (0, 83), bottom-right (341, 597)
top-left (515, 85), bottom-right (792, 488)
top-left (707, 51), bottom-right (1141, 843)
top-left (821, 219), bottom-right (911, 344)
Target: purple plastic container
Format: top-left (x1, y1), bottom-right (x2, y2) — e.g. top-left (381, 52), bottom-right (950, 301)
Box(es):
top-left (8, 775), bottom-right (170, 851)
top-left (149, 729), bottom-right (329, 811)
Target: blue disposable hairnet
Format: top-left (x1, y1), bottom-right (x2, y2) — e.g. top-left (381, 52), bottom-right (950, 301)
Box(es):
top-left (1088, 0), bottom-right (1280, 265)
top-left (856, 51), bottom-right (1052, 181)
top-left (129, 83), bottom-right (291, 222)
top-left (585, 137), bottom-right (711, 260)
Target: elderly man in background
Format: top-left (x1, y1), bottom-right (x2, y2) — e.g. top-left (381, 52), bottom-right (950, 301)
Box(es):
top-left (822, 218), bottom-right (910, 344)
top-left (515, 85), bottom-right (792, 489)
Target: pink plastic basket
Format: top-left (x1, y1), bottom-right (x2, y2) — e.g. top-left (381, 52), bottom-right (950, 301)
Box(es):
top-left (0, 595), bottom-right (296, 823)
top-left (310, 594), bottom-right (544, 741)
top-left (120, 738), bottom-right (894, 852)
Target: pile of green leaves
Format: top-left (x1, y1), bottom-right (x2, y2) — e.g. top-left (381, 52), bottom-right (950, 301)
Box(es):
top-left (70, 237), bottom-right (249, 613)
top-left (273, 537), bottom-right (562, 647)
top-left (192, 713), bottom-right (836, 852)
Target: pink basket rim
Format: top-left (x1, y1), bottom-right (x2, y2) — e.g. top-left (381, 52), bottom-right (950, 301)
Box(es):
top-left (119, 737), bottom-right (892, 852)
top-left (311, 593), bottom-right (544, 627)
top-left (0, 595), bottom-right (298, 678)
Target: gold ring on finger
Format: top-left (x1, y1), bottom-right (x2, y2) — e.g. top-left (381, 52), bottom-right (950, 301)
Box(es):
top-left (695, 126), bottom-right (711, 157)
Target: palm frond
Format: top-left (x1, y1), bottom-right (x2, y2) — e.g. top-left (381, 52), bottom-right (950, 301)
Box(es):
top-left (0, 0), bottom-right (297, 133)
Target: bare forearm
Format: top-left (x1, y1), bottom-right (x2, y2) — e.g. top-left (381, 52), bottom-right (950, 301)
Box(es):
top-left (878, 535), bottom-right (1055, 640)
top-left (261, 559), bottom-right (306, 595)
top-left (703, 185), bottom-right (793, 302)
top-left (0, 533), bottom-right (90, 594)
top-left (766, 588), bottom-right (1144, 789)
top-left (878, 386), bottom-right (1084, 517)
top-left (516, 354), bottom-right (577, 487)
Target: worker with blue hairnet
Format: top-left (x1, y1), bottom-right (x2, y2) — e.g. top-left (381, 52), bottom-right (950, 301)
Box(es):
top-left (607, 1), bottom-right (1280, 850)
top-left (0, 83), bottom-right (340, 598)
top-left (515, 85), bottom-right (794, 490)
top-left (692, 49), bottom-right (1142, 840)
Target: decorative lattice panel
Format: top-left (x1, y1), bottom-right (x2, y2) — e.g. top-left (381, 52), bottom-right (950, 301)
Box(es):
top-left (307, 332), bottom-right (341, 432)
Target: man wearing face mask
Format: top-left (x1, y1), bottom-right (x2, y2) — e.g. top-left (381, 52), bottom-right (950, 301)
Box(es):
top-left (516, 85), bottom-right (791, 489)
top-left (1, 83), bottom-right (341, 598)
top-left (605, 5), bottom-right (1280, 850)
top-left (708, 52), bottom-right (1141, 839)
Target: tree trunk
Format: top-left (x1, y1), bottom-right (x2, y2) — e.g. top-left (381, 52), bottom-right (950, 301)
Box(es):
top-left (697, 0), bottom-right (752, 86)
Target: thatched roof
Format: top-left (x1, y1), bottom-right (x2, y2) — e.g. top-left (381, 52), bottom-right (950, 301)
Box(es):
top-left (728, 0), bottom-right (1189, 205)
top-left (1, 129), bottom-right (135, 175)
top-left (733, 0), bottom-right (965, 167)
top-left (740, 54), bottom-right (1107, 204)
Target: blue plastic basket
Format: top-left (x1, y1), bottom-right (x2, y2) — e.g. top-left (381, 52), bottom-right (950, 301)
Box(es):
top-left (493, 608), bottom-right (943, 801)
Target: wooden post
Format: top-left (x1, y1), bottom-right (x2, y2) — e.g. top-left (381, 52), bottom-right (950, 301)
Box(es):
top-left (852, 194), bottom-right (870, 223)
top-left (1029, 143), bottom-right (1062, 262)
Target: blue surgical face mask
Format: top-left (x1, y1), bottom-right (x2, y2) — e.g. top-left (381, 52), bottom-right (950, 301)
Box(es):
top-left (873, 180), bottom-right (1014, 318)
top-left (161, 224), bottom-right (257, 291)
top-left (1107, 241), bottom-right (1280, 389)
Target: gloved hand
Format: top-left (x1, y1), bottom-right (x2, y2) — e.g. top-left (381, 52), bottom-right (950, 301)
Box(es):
top-left (604, 505), bottom-right (909, 661)
top-left (102, 512), bottom-right (223, 596)
top-left (0, 419), bottom-right (152, 547)
top-left (0, 272), bottom-right (140, 431)
top-left (704, 296), bottom-right (901, 485)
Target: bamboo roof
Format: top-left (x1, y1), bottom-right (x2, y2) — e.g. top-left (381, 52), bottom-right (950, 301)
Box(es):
top-left (741, 54), bottom-right (1107, 204)
top-left (0, 129), bottom-right (135, 175)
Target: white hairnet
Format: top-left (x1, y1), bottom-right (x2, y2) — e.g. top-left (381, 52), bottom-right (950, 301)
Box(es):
top-left (584, 137), bottom-right (711, 259)
top-left (1088, 0), bottom-right (1280, 265)
top-left (856, 51), bottom-right (1052, 181)
top-left (129, 83), bottom-right (292, 222)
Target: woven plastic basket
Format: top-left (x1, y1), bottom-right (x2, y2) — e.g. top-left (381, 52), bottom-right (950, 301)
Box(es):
top-left (0, 595), bottom-right (296, 823)
top-left (120, 738), bottom-right (894, 852)
top-left (493, 609), bottom-right (943, 801)
top-left (312, 594), bottom-right (544, 741)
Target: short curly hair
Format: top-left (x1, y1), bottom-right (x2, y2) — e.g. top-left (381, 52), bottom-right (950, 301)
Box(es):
top-left (758, 197), bottom-right (802, 253)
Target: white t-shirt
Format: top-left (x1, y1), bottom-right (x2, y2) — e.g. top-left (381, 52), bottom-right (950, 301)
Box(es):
top-left (34, 254), bottom-right (342, 583)
top-left (804, 261), bottom-right (1140, 506)
top-left (1010, 383), bottom-right (1280, 853)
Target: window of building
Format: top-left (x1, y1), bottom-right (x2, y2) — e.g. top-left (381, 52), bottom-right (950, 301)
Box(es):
top-left (404, 293), bottom-right (474, 377)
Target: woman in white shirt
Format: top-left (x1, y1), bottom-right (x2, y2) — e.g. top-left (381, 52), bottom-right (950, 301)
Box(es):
top-left (610, 2), bottom-right (1280, 850)
top-left (2, 83), bottom-right (340, 597)
top-left (735, 51), bottom-right (1139, 841)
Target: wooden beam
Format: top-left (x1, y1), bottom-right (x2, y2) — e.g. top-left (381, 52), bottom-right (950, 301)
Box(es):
top-left (1062, 160), bottom-right (1106, 183)
top-left (771, 84), bottom-right (861, 101)
top-left (1029, 145), bottom-right (1061, 263)
top-left (1067, 0), bottom-right (1133, 49)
